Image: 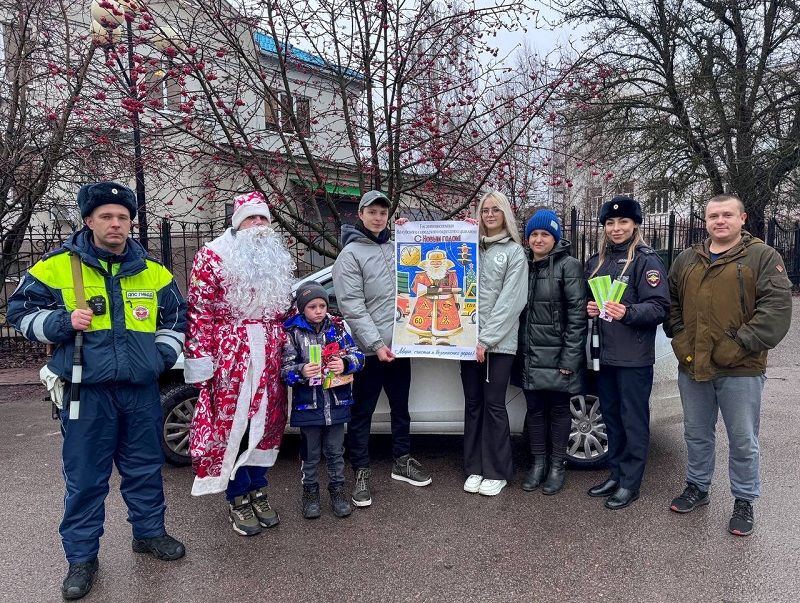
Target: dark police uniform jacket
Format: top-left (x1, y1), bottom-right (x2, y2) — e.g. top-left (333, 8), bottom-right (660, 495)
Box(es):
top-left (585, 242), bottom-right (670, 367)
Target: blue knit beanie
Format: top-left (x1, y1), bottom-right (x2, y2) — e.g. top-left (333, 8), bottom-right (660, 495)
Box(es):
top-left (525, 209), bottom-right (561, 242)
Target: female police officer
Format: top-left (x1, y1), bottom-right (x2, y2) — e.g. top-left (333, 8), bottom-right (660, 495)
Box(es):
top-left (585, 196), bottom-right (669, 510)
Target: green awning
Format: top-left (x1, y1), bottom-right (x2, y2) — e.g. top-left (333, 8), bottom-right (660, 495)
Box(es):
top-left (291, 179), bottom-right (361, 198)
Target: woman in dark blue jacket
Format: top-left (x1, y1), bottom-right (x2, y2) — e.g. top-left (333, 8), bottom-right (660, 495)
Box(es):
top-left (584, 197), bottom-right (670, 510)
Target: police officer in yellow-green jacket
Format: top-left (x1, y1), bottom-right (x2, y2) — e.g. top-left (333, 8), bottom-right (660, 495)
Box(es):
top-left (7, 182), bottom-right (187, 601)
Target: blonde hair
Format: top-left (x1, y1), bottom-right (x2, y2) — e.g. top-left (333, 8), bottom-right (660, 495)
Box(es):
top-left (475, 190), bottom-right (522, 245)
top-left (589, 226), bottom-right (646, 279)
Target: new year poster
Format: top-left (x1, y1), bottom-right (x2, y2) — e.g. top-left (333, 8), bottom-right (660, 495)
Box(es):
top-left (392, 221), bottom-right (479, 360)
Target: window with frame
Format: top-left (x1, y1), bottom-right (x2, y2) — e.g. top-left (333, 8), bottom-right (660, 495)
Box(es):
top-left (144, 61), bottom-right (181, 112)
top-left (587, 186), bottom-right (603, 217)
top-left (265, 89), bottom-right (310, 135)
top-left (615, 181), bottom-right (635, 198)
top-left (648, 188), bottom-right (670, 214)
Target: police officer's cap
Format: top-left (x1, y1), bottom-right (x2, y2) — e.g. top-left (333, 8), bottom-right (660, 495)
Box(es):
top-left (78, 182), bottom-right (138, 219)
top-left (598, 195), bottom-right (643, 225)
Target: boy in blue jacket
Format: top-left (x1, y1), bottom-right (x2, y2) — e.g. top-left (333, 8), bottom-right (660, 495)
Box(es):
top-left (282, 282), bottom-right (365, 518)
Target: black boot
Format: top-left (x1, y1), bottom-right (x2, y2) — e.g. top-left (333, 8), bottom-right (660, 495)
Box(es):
top-left (61, 559), bottom-right (98, 600)
top-left (588, 475), bottom-right (619, 498)
top-left (132, 533), bottom-right (186, 561)
top-left (302, 484), bottom-right (321, 519)
top-left (521, 455), bottom-right (548, 492)
top-left (329, 484), bottom-right (353, 518)
top-left (542, 458), bottom-right (567, 495)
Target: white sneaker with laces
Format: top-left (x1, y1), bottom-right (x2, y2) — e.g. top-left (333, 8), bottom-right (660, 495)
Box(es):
top-left (464, 475), bottom-right (483, 493)
top-left (478, 479), bottom-right (507, 496)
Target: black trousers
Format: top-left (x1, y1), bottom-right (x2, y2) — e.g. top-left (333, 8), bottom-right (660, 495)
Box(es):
top-left (597, 365), bottom-right (654, 491)
top-left (347, 355), bottom-right (411, 470)
top-left (460, 353), bottom-right (515, 481)
top-left (524, 389), bottom-right (572, 459)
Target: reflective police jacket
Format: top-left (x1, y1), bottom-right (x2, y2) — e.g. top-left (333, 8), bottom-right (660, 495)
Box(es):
top-left (7, 227), bottom-right (187, 385)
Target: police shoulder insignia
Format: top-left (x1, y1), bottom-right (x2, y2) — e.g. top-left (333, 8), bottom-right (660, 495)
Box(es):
top-left (645, 269), bottom-right (661, 287)
top-left (776, 264), bottom-right (784, 273)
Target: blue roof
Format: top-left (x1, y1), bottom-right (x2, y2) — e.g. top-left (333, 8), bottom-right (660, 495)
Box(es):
top-left (254, 32), bottom-right (364, 81)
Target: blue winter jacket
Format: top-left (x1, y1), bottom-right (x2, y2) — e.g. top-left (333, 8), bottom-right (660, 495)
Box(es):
top-left (7, 228), bottom-right (187, 385)
top-left (281, 313), bottom-right (365, 427)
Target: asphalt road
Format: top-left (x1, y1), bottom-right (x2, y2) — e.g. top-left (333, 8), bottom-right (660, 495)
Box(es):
top-left (1, 301), bottom-right (798, 602)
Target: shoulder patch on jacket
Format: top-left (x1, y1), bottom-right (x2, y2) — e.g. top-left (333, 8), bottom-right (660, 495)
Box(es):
top-left (645, 270), bottom-right (661, 287)
top-left (776, 264), bottom-right (784, 273)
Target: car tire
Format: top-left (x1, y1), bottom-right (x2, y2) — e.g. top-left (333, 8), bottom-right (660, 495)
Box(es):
top-left (396, 307), bottom-right (403, 322)
top-left (160, 383), bottom-right (199, 466)
top-left (566, 394), bottom-right (608, 468)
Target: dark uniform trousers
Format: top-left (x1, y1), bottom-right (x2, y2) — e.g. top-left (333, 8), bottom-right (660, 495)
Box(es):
top-left (597, 365), bottom-right (654, 491)
top-left (60, 381), bottom-right (166, 563)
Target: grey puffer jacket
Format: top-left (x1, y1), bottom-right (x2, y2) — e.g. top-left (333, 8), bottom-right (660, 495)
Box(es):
top-left (477, 234), bottom-right (528, 355)
top-left (332, 224), bottom-right (396, 355)
top-left (519, 239), bottom-right (587, 394)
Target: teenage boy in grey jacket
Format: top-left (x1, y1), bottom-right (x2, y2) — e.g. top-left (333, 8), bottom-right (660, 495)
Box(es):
top-left (332, 191), bottom-right (432, 508)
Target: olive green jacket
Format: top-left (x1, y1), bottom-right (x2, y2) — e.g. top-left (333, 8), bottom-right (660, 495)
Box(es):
top-left (665, 232), bottom-right (792, 381)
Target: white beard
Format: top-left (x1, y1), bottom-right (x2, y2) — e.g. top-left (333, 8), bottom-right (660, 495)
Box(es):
top-left (219, 225), bottom-right (295, 319)
top-left (426, 264), bottom-right (449, 282)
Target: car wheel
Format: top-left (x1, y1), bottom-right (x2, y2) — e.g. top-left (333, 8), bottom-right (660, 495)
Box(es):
top-left (567, 394), bottom-right (608, 467)
top-left (161, 383), bottom-right (198, 466)
top-left (396, 307), bottom-right (402, 322)
top-left (470, 311), bottom-right (477, 324)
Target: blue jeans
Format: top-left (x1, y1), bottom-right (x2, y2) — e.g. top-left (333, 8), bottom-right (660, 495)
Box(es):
top-left (678, 372), bottom-right (765, 501)
top-left (226, 466), bottom-right (268, 501)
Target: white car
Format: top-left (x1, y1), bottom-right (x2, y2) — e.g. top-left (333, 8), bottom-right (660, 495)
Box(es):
top-left (160, 266), bottom-right (679, 468)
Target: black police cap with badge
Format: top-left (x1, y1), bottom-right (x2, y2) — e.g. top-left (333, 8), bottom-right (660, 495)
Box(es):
top-left (598, 195), bottom-right (643, 225)
top-left (77, 181), bottom-right (138, 219)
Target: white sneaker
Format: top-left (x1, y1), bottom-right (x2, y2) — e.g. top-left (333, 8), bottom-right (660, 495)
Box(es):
top-left (478, 479), bottom-right (507, 496)
top-left (463, 475), bottom-right (483, 493)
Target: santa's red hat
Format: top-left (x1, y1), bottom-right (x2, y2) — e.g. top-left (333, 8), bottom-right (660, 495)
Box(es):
top-left (232, 191), bottom-right (272, 229)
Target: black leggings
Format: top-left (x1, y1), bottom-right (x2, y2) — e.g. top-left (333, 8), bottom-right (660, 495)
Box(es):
top-left (524, 389), bottom-right (572, 460)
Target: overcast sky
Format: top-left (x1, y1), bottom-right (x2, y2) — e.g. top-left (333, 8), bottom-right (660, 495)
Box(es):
top-left (490, 3), bottom-right (589, 60)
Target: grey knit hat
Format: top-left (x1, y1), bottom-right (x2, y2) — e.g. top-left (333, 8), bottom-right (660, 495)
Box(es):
top-left (295, 281), bottom-right (329, 314)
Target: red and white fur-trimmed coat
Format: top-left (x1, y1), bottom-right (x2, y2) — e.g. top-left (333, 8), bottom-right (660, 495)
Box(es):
top-left (184, 231), bottom-right (288, 496)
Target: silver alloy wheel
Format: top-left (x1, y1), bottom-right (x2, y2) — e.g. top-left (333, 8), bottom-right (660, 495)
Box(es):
top-left (567, 394), bottom-right (608, 464)
top-left (163, 396), bottom-right (196, 458)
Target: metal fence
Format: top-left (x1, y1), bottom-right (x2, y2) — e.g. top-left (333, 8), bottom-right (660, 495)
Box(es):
top-left (2, 212), bottom-right (798, 356)
top-left (564, 208), bottom-right (800, 281)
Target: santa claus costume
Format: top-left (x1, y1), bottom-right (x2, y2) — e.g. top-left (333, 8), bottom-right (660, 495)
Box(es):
top-left (184, 192), bottom-right (294, 535)
top-left (407, 250), bottom-right (463, 343)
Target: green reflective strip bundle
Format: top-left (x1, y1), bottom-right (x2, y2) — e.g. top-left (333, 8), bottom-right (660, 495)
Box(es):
top-left (609, 279), bottom-right (628, 303)
top-left (588, 275), bottom-right (612, 309)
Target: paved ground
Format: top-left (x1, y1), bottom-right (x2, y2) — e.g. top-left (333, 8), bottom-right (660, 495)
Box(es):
top-left (1, 300), bottom-right (798, 602)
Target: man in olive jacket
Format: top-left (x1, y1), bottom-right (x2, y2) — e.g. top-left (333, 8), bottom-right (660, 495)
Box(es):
top-left (665, 194), bottom-right (792, 537)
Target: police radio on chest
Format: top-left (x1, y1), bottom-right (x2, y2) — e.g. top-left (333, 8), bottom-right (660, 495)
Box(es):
top-left (87, 295), bottom-right (107, 316)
